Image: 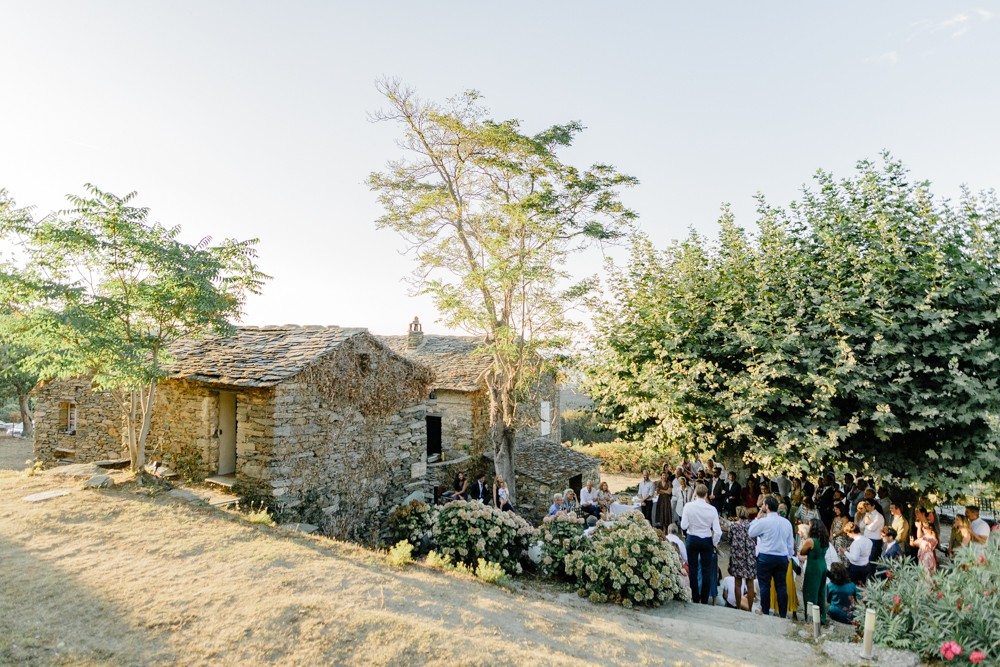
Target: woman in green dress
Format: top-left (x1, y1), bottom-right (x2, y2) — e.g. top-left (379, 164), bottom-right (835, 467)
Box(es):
top-left (798, 517), bottom-right (829, 624)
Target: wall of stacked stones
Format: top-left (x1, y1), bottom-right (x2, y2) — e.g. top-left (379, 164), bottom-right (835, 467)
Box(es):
top-left (266, 336), bottom-right (430, 538)
top-left (517, 460), bottom-right (601, 525)
top-left (423, 389), bottom-right (488, 460)
top-left (33, 378), bottom-right (123, 463)
top-left (514, 372), bottom-right (562, 444)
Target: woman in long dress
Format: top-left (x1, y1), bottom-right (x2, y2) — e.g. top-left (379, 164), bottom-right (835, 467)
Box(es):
top-left (911, 520), bottom-right (939, 575)
top-left (799, 518), bottom-right (829, 624)
top-left (673, 475), bottom-right (694, 520)
top-left (655, 471), bottom-right (673, 528)
top-left (728, 506), bottom-right (757, 611)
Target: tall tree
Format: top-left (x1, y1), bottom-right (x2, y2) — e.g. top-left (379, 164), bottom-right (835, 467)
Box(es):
top-left (368, 80), bottom-right (636, 500)
top-left (0, 185), bottom-right (267, 471)
top-left (0, 338), bottom-right (38, 437)
top-left (587, 157), bottom-right (1000, 497)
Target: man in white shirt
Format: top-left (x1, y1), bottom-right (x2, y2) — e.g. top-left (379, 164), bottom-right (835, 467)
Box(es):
top-left (665, 523), bottom-right (688, 565)
top-left (967, 506), bottom-right (991, 545)
top-left (748, 496), bottom-right (795, 618)
top-left (681, 484), bottom-right (722, 605)
top-left (775, 472), bottom-right (792, 500)
top-left (691, 458), bottom-right (705, 477)
top-left (862, 501), bottom-right (886, 565)
top-left (721, 576), bottom-right (749, 610)
top-left (846, 524), bottom-right (873, 585)
top-left (579, 480), bottom-right (600, 518)
top-left (637, 471), bottom-right (656, 525)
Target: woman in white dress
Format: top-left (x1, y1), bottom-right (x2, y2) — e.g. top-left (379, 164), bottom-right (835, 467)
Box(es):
top-left (673, 475), bottom-right (694, 521)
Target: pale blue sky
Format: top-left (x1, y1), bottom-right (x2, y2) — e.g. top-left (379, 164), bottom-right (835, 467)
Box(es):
top-left (2, 2), bottom-right (998, 336)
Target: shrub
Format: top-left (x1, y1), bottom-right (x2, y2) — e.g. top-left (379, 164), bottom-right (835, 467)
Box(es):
top-left (474, 558), bottom-right (512, 588)
top-left (386, 540), bottom-right (414, 567)
top-left (570, 440), bottom-right (676, 474)
top-left (387, 499), bottom-right (435, 552)
top-left (565, 512), bottom-right (688, 608)
top-left (561, 409), bottom-right (616, 445)
top-left (431, 500), bottom-right (535, 575)
top-left (863, 529), bottom-right (999, 661)
top-left (245, 506), bottom-right (275, 526)
top-left (424, 550), bottom-right (452, 570)
top-left (538, 511), bottom-right (587, 579)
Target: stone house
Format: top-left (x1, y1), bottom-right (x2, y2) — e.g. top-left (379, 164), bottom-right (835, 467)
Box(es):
top-left (505, 437), bottom-right (602, 523)
top-left (33, 326), bottom-right (434, 541)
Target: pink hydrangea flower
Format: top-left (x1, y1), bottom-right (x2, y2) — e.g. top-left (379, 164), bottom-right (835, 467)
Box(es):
top-left (969, 651), bottom-right (986, 664)
top-left (940, 641), bottom-right (963, 660)
top-left (893, 596), bottom-right (901, 605)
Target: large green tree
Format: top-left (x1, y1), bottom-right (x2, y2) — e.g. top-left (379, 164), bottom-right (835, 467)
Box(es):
top-left (368, 80), bottom-right (636, 500)
top-left (0, 185), bottom-right (267, 471)
top-left (587, 157), bottom-right (1000, 497)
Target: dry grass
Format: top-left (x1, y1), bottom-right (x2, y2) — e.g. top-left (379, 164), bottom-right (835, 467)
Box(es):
top-left (0, 453), bottom-right (832, 666)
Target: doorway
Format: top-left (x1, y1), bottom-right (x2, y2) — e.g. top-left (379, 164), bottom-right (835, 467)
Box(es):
top-left (218, 392), bottom-right (237, 475)
top-left (426, 415), bottom-right (442, 459)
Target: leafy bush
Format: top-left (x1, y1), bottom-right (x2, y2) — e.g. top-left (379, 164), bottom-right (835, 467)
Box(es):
top-left (473, 559), bottom-right (511, 588)
top-left (245, 506), bottom-right (275, 526)
top-left (386, 540), bottom-right (414, 567)
top-left (431, 500), bottom-right (535, 575)
top-left (538, 511), bottom-right (587, 579)
top-left (565, 512), bottom-right (688, 608)
top-left (387, 499), bottom-right (435, 552)
top-left (561, 409), bottom-right (616, 445)
top-left (424, 550), bottom-right (452, 570)
top-left (863, 529), bottom-right (999, 662)
top-left (570, 440), bottom-right (676, 474)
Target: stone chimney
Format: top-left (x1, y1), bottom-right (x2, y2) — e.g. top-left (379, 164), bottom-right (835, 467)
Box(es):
top-left (407, 316), bottom-right (424, 349)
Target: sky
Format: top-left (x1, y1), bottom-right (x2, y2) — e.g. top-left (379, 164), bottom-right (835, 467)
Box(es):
top-left (2, 2), bottom-right (998, 337)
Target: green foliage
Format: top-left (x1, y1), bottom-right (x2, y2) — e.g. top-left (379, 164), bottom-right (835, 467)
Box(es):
top-left (561, 408), bottom-right (616, 445)
top-left (386, 540), bottom-right (414, 567)
top-left (387, 499), bottom-right (435, 552)
top-left (424, 550), bottom-right (453, 570)
top-left (587, 157), bottom-right (1000, 496)
top-left (0, 185), bottom-right (267, 469)
top-left (472, 558), bottom-right (511, 588)
top-left (570, 440), bottom-right (677, 474)
top-left (537, 511), bottom-right (587, 579)
top-left (368, 80), bottom-right (636, 501)
top-left (564, 512), bottom-right (688, 608)
top-left (245, 504), bottom-right (276, 526)
top-left (863, 530), bottom-right (999, 660)
top-left (431, 499), bottom-right (535, 575)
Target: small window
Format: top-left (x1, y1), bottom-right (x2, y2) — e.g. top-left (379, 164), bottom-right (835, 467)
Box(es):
top-left (59, 402), bottom-right (78, 435)
top-left (540, 400), bottom-right (551, 436)
top-left (358, 353), bottom-right (371, 374)
top-left (426, 415), bottom-right (442, 458)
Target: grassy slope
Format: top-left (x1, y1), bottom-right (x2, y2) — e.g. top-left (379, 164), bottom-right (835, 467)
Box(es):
top-left (0, 461), bottom-right (831, 666)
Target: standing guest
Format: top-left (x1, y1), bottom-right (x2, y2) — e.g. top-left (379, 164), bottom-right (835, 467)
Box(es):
top-left (796, 496), bottom-right (819, 524)
top-left (595, 481), bottom-right (613, 515)
top-left (655, 471), bottom-right (673, 528)
top-left (665, 523), bottom-right (688, 567)
top-left (914, 506), bottom-right (937, 541)
top-left (579, 480), bottom-right (601, 518)
top-left (910, 520), bottom-right (939, 575)
top-left (826, 562), bottom-right (859, 624)
top-left (637, 471), bottom-right (656, 524)
top-left (680, 484), bottom-right (722, 605)
top-left (966, 506), bottom-right (991, 546)
top-left (831, 503), bottom-right (849, 538)
top-left (748, 496), bottom-right (795, 618)
top-left (801, 473), bottom-right (816, 500)
top-left (495, 479), bottom-right (514, 512)
top-left (844, 522), bottom-right (872, 585)
top-left (775, 472), bottom-right (792, 500)
top-left (818, 474), bottom-right (836, 529)
top-left (790, 478), bottom-right (804, 516)
top-left (725, 471), bottom-right (742, 517)
top-left (799, 518), bottom-right (829, 625)
top-left (949, 515), bottom-right (973, 555)
top-left (861, 501), bottom-right (885, 569)
top-left (888, 502), bottom-right (909, 548)
top-left (709, 467), bottom-right (727, 515)
top-left (743, 479), bottom-right (760, 510)
top-left (548, 493), bottom-right (564, 516)
top-left (674, 475), bottom-right (694, 521)
top-left (728, 506), bottom-right (757, 613)
top-left (691, 457), bottom-right (705, 478)
top-left (881, 526), bottom-right (902, 560)
top-left (468, 472), bottom-right (490, 503)
top-left (563, 488), bottom-right (580, 514)
top-left (848, 480), bottom-right (866, 517)
top-left (876, 487), bottom-right (892, 517)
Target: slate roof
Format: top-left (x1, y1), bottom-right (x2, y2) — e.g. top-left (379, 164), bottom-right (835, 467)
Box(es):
top-left (379, 334), bottom-right (490, 392)
top-left (512, 437), bottom-right (603, 484)
top-left (165, 326), bottom-right (367, 387)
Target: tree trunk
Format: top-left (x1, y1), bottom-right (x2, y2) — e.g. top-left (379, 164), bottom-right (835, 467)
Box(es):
top-left (17, 393), bottom-right (33, 438)
top-left (492, 420), bottom-right (517, 504)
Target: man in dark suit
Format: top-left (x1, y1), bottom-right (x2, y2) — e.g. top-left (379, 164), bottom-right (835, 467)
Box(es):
top-left (724, 471), bottom-right (742, 517)
top-left (709, 468), bottom-right (727, 515)
top-left (468, 472), bottom-right (489, 503)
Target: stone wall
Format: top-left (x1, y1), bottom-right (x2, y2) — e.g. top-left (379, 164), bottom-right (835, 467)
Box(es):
top-left (423, 388), bottom-right (489, 461)
top-left (518, 460), bottom-right (602, 525)
top-left (33, 378), bottom-right (123, 463)
top-left (265, 335), bottom-right (430, 542)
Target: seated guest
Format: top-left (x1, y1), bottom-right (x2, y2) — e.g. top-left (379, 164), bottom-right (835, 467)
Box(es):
top-left (467, 472), bottom-right (490, 503)
top-left (579, 479), bottom-right (601, 517)
top-left (495, 479), bottom-right (513, 512)
top-left (548, 493), bottom-right (564, 516)
top-left (721, 575), bottom-right (750, 610)
top-left (563, 488), bottom-right (580, 515)
top-left (826, 562), bottom-right (859, 624)
top-left (442, 471), bottom-right (468, 501)
top-left (595, 481), bottom-right (613, 514)
top-left (844, 522), bottom-right (871, 585)
top-left (665, 523), bottom-right (688, 567)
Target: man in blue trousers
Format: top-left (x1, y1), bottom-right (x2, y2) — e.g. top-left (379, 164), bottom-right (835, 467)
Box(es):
top-left (749, 495), bottom-right (795, 617)
top-left (680, 483), bottom-right (722, 604)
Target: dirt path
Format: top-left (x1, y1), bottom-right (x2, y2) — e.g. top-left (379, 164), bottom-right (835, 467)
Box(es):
top-left (0, 470), bottom-right (834, 666)
top-left (0, 435), bottom-right (33, 471)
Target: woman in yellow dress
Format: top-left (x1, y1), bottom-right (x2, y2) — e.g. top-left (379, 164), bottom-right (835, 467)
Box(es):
top-left (767, 520), bottom-right (800, 618)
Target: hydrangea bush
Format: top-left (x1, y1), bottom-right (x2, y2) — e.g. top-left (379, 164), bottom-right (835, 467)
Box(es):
top-left (387, 499), bottom-right (435, 552)
top-left (538, 511), bottom-right (587, 579)
top-left (431, 500), bottom-right (536, 574)
top-left (565, 512), bottom-right (689, 608)
top-left (863, 528), bottom-right (998, 662)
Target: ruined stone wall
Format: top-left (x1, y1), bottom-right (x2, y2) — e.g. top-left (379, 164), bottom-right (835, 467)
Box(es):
top-left (32, 378), bottom-right (123, 463)
top-left (266, 335), bottom-right (431, 542)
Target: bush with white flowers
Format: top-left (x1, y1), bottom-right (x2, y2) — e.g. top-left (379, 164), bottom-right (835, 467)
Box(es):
top-left (565, 512), bottom-right (689, 608)
top-left (538, 511), bottom-right (587, 579)
top-left (387, 499), bottom-right (435, 552)
top-left (431, 500), bottom-right (536, 574)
